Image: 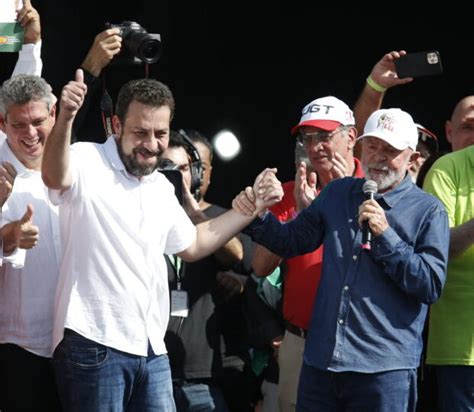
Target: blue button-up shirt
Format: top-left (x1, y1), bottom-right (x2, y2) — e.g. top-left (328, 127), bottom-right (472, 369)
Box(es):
top-left (244, 174), bottom-right (449, 373)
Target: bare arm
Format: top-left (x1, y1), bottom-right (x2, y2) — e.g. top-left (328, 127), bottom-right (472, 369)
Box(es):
top-left (179, 168), bottom-right (283, 262)
top-left (449, 219), bottom-right (474, 258)
top-left (252, 244), bottom-right (282, 277)
top-left (213, 236), bottom-right (243, 267)
top-left (353, 50), bottom-right (412, 158)
top-left (182, 180), bottom-right (244, 266)
top-left (42, 69), bottom-right (87, 191)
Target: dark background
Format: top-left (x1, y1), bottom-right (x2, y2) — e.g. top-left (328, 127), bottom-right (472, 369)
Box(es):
top-left (1, 3), bottom-right (472, 207)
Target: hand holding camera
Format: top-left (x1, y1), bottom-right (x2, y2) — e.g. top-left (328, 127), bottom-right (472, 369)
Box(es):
top-left (105, 21), bottom-right (161, 65)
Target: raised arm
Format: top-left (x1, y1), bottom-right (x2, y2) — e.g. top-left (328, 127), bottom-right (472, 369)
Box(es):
top-left (42, 69), bottom-right (87, 191)
top-left (353, 50), bottom-right (412, 158)
top-left (12, 0), bottom-right (42, 77)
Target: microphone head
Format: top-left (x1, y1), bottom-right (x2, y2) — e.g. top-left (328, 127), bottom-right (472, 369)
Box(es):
top-left (363, 180), bottom-right (378, 194)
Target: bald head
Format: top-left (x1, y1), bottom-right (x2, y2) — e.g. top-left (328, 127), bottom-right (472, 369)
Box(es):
top-left (446, 95), bottom-right (474, 151)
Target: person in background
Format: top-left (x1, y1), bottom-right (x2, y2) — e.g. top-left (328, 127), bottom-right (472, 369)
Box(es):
top-left (353, 50), bottom-right (439, 184)
top-left (233, 108), bottom-right (449, 412)
top-left (444, 96), bottom-right (474, 151)
top-left (252, 96), bottom-right (364, 412)
top-left (0, 74), bottom-right (60, 411)
top-left (0, 0), bottom-right (43, 146)
top-left (163, 130), bottom-right (254, 411)
top-left (72, 26), bottom-right (122, 142)
top-left (423, 145), bottom-right (474, 411)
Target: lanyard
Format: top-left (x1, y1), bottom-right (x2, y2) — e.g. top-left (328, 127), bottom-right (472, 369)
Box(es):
top-left (173, 255), bottom-right (184, 290)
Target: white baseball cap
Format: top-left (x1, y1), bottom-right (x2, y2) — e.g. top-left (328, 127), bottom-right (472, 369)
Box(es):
top-left (358, 108), bottom-right (418, 151)
top-left (291, 96), bottom-right (355, 135)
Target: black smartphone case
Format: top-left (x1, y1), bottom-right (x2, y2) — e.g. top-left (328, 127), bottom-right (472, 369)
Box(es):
top-left (395, 51), bottom-right (443, 79)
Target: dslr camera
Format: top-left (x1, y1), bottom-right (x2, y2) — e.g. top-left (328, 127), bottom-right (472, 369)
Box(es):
top-left (106, 21), bottom-right (161, 65)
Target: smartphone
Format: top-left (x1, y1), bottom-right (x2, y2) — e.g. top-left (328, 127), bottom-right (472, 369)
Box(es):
top-left (395, 51), bottom-right (443, 79)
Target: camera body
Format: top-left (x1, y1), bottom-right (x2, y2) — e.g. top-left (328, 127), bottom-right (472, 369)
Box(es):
top-left (106, 21), bottom-right (161, 65)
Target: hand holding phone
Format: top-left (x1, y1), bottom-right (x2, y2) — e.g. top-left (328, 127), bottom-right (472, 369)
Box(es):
top-left (395, 51), bottom-right (443, 79)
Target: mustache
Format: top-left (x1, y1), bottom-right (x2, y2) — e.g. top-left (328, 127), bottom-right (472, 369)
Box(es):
top-left (133, 147), bottom-right (162, 157)
top-left (366, 163), bottom-right (389, 171)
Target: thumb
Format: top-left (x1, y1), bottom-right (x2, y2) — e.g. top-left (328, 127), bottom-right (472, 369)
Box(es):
top-left (75, 68), bottom-right (84, 84)
top-left (20, 204), bottom-right (34, 224)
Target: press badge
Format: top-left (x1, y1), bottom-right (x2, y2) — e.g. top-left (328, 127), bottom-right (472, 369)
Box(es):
top-left (171, 290), bottom-right (189, 317)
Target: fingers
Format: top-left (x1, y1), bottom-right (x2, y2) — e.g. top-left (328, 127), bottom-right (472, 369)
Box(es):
top-left (257, 172), bottom-right (282, 201)
top-left (357, 199), bottom-right (388, 236)
top-left (331, 152), bottom-right (348, 178)
top-left (20, 204), bottom-right (34, 224)
top-left (232, 188), bottom-right (256, 217)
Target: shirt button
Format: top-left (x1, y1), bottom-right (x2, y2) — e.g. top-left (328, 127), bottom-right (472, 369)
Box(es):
top-left (343, 286), bottom-right (349, 291)
top-left (338, 319), bottom-right (344, 325)
top-left (352, 255), bottom-right (357, 260)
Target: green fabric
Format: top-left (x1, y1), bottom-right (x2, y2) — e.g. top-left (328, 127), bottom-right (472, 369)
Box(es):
top-left (252, 267), bottom-right (282, 309)
top-left (251, 349), bottom-right (270, 376)
top-left (423, 146), bottom-right (474, 365)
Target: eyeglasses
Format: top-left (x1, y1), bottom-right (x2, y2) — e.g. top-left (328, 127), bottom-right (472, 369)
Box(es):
top-left (297, 126), bottom-right (348, 146)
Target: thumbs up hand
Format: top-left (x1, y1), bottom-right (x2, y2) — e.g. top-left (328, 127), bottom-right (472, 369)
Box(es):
top-left (59, 69), bottom-right (88, 121)
top-left (14, 204), bottom-right (40, 250)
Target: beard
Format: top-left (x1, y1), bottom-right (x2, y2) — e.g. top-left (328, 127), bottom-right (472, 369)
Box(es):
top-left (362, 162), bottom-right (406, 192)
top-left (116, 135), bottom-right (161, 178)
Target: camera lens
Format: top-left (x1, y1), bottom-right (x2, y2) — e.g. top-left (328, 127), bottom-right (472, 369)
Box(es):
top-left (138, 39), bottom-right (161, 64)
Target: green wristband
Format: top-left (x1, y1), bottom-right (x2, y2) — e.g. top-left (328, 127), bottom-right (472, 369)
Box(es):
top-left (366, 75), bottom-right (387, 93)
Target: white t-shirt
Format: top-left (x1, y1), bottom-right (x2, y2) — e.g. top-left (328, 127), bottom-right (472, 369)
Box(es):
top-left (0, 142), bottom-right (61, 357)
top-left (51, 136), bottom-right (196, 356)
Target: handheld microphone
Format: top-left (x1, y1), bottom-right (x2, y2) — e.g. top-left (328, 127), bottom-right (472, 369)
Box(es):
top-left (361, 180), bottom-right (378, 250)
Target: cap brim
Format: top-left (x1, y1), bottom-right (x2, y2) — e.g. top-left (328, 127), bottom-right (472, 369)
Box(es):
top-left (357, 132), bottom-right (409, 151)
top-left (417, 127), bottom-right (439, 153)
top-left (291, 120), bottom-right (342, 135)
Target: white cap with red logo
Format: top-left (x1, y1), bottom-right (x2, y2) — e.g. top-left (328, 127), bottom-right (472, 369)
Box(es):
top-left (291, 96), bottom-right (355, 135)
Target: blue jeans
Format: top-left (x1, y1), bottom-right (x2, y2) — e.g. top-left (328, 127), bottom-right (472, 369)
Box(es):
top-left (53, 329), bottom-right (176, 411)
top-left (296, 362), bottom-right (417, 412)
top-left (436, 365), bottom-right (474, 412)
top-left (173, 381), bottom-right (229, 412)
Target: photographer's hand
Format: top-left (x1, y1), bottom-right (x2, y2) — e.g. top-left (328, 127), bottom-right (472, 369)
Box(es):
top-left (81, 28), bottom-right (122, 77)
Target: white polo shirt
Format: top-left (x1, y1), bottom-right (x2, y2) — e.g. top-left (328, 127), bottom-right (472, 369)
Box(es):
top-left (0, 142), bottom-right (61, 357)
top-left (51, 136), bottom-right (196, 357)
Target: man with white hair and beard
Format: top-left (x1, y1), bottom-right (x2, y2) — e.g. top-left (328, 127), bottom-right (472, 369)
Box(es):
top-left (233, 108), bottom-right (450, 411)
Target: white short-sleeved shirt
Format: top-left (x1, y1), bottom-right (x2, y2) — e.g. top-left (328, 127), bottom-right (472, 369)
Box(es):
top-left (51, 136), bottom-right (196, 356)
top-left (0, 142), bottom-right (61, 357)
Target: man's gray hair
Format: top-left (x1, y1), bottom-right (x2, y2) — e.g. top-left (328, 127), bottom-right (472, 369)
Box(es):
top-left (0, 75), bottom-right (54, 116)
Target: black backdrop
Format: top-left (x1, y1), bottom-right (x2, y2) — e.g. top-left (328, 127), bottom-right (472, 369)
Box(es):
top-left (1, 3), bottom-right (472, 206)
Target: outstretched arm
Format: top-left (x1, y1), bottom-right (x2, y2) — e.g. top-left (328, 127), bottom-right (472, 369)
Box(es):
top-left (42, 69), bottom-right (87, 191)
top-left (178, 168), bottom-right (283, 262)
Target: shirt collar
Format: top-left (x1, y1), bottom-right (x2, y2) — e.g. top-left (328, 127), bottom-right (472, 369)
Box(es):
top-left (352, 172), bottom-right (414, 209)
top-left (376, 173), bottom-right (414, 208)
top-left (2, 140), bottom-right (31, 176)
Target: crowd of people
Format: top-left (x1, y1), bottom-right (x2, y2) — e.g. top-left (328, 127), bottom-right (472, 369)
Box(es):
top-left (0, 2), bottom-right (473, 412)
